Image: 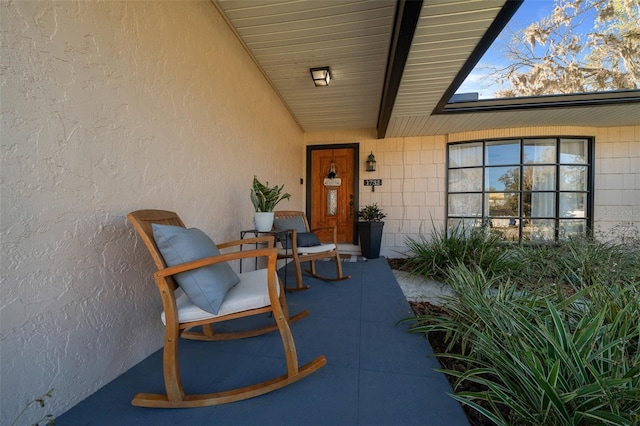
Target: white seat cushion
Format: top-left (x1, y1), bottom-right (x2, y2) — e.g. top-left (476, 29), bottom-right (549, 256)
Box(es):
top-left (277, 243), bottom-right (335, 256)
top-left (161, 269), bottom-right (280, 325)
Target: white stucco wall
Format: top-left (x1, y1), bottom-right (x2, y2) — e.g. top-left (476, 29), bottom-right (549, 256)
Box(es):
top-left (1, 1), bottom-right (303, 423)
top-left (306, 125), bottom-right (640, 256)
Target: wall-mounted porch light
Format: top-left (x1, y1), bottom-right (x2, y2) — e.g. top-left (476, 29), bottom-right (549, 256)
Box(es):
top-left (366, 151), bottom-right (376, 172)
top-left (310, 67), bottom-right (332, 87)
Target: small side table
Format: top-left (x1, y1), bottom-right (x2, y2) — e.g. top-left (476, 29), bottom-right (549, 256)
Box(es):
top-left (239, 229), bottom-right (260, 272)
top-left (239, 229), bottom-right (291, 286)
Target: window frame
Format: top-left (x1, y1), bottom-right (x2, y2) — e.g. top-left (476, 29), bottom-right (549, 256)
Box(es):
top-left (445, 136), bottom-right (594, 242)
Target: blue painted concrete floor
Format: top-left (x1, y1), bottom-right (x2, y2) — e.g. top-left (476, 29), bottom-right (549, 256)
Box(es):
top-left (57, 257), bottom-right (469, 426)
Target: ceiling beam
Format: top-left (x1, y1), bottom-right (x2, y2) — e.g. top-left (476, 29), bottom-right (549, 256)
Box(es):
top-left (376, 0), bottom-right (423, 139)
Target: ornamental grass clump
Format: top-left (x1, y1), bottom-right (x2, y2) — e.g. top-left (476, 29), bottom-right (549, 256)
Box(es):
top-left (505, 243), bottom-right (567, 289)
top-left (556, 234), bottom-right (640, 289)
top-left (404, 222), bottom-right (640, 424)
top-left (410, 262), bottom-right (640, 426)
top-left (403, 220), bottom-right (515, 282)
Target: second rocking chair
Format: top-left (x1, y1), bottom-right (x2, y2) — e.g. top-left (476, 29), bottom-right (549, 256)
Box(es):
top-left (273, 210), bottom-right (351, 291)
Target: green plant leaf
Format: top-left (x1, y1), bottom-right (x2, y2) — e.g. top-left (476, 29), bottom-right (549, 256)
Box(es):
top-left (250, 176), bottom-right (290, 212)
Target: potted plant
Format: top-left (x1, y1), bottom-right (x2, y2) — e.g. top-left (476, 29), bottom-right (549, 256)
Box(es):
top-left (357, 203), bottom-right (386, 259)
top-left (250, 176), bottom-right (291, 231)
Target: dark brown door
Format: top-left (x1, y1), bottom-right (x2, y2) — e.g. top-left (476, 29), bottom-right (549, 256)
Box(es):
top-left (309, 147), bottom-right (356, 243)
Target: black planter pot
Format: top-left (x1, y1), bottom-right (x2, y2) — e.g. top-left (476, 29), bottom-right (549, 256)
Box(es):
top-left (357, 221), bottom-right (384, 259)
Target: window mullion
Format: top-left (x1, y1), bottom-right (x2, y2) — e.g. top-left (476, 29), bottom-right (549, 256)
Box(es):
top-left (482, 141), bottom-right (486, 221)
top-left (519, 139), bottom-right (524, 243)
top-left (555, 137), bottom-right (560, 241)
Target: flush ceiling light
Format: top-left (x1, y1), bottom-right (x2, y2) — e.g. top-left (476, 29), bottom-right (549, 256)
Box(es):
top-left (310, 67), bottom-right (332, 87)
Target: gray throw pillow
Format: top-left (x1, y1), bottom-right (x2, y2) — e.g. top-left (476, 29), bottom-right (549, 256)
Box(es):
top-left (152, 224), bottom-right (240, 314)
top-left (273, 216), bottom-right (309, 249)
top-left (279, 231), bottom-right (321, 250)
top-left (296, 232), bottom-right (322, 247)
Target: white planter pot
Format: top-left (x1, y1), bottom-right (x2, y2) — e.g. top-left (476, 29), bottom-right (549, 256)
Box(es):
top-left (254, 212), bottom-right (275, 232)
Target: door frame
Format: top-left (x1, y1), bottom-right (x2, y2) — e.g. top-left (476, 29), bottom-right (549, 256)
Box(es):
top-left (306, 143), bottom-right (360, 245)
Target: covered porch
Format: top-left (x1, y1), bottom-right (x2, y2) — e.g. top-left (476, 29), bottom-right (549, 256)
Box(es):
top-left (3, 1), bottom-right (638, 423)
top-left (56, 258), bottom-right (469, 425)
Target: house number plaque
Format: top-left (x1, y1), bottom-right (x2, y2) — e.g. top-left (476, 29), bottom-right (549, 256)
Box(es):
top-left (364, 179), bottom-right (382, 192)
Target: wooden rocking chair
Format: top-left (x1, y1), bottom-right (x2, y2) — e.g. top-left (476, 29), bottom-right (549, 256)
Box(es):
top-left (127, 209), bottom-right (326, 408)
top-left (273, 210), bottom-right (351, 291)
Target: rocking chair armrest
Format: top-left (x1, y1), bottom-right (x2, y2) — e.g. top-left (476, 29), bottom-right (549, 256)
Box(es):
top-left (155, 247), bottom-right (278, 279)
top-left (217, 235), bottom-right (275, 250)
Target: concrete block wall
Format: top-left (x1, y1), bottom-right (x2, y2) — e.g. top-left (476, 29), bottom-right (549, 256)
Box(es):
top-left (305, 130), bottom-right (448, 258)
top-left (594, 126), bottom-right (640, 238)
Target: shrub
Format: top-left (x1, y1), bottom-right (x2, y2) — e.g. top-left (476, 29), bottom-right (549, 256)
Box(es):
top-left (557, 235), bottom-right (640, 289)
top-left (357, 203), bottom-right (387, 222)
top-left (403, 220), bottom-right (515, 282)
top-left (410, 263), bottom-right (640, 426)
top-left (506, 243), bottom-right (566, 289)
top-left (405, 221), bottom-right (640, 424)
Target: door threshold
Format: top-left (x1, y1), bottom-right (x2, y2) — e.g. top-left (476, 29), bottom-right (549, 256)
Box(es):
top-left (338, 243), bottom-right (360, 255)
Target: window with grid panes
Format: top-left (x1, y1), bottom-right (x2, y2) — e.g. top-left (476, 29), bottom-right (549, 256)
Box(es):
top-left (446, 137), bottom-right (593, 242)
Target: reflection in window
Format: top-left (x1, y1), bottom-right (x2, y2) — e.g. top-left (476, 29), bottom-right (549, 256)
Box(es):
top-left (447, 137), bottom-right (592, 242)
top-left (485, 140), bottom-right (519, 165)
top-left (449, 217), bottom-right (483, 231)
top-left (449, 193), bottom-right (482, 217)
top-left (524, 139), bottom-right (556, 164)
top-left (523, 192), bottom-right (555, 218)
top-left (526, 166), bottom-right (555, 190)
top-left (450, 142), bottom-right (482, 167)
top-left (486, 166), bottom-right (519, 191)
top-left (560, 139), bottom-right (588, 164)
top-left (560, 166), bottom-right (587, 191)
top-left (559, 193), bottom-right (586, 218)
top-left (525, 219), bottom-right (555, 241)
top-left (449, 168), bottom-right (482, 192)
top-left (559, 219), bottom-right (586, 238)
top-left (486, 192), bottom-right (519, 217)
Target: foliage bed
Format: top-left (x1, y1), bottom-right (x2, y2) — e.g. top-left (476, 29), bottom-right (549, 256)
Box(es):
top-left (404, 223), bottom-right (640, 426)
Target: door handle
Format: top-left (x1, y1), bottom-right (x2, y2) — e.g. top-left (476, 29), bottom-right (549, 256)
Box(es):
top-left (349, 195), bottom-right (354, 217)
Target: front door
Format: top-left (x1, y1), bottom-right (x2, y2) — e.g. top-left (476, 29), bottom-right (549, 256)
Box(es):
top-left (307, 145), bottom-right (358, 244)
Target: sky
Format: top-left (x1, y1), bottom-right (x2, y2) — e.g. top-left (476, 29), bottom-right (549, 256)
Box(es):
top-left (455, 0), bottom-right (598, 99)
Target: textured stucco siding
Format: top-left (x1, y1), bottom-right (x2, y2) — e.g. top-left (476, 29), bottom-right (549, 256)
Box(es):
top-left (0, 1), bottom-right (303, 423)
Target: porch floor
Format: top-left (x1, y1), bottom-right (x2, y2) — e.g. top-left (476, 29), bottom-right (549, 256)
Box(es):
top-left (56, 257), bottom-right (469, 426)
